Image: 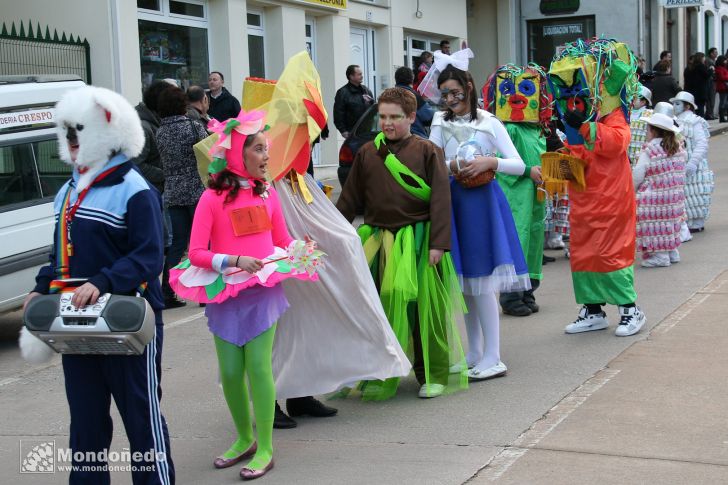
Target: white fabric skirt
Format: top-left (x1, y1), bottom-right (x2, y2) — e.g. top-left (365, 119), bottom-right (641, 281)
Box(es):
top-left (272, 174), bottom-right (411, 399)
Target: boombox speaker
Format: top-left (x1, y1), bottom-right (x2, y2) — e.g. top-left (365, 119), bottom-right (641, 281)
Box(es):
top-left (24, 293), bottom-right (155, 355)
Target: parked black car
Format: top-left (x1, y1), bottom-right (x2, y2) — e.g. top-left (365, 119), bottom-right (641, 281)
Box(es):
top-left (337, 103), bottom-right (378, 188)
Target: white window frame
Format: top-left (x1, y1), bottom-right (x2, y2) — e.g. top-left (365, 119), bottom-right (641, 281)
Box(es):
top-left (137, 0), bottom-right (208, 28)
top-left (405, 33), bottom-right (442, 70)
top-left (305, 17), bottom-right (317, 65)
top-left (247, 9), bottom-right (267, 79)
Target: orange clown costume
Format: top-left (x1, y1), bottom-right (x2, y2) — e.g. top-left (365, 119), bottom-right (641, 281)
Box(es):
top-left (546, 38), bottom-right (646, 336)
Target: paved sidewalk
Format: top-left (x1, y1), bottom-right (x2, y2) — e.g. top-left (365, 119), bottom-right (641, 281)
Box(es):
top-left (470, 271), bottom-right (728, 484)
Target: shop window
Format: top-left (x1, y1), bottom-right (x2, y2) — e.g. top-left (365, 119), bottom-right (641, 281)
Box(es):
top-left (527, 16), bottom-right (595, 68)
top-left (139, 19), bottom-right (209, 91)
top-left (248, 12), bottom-right (265, 78)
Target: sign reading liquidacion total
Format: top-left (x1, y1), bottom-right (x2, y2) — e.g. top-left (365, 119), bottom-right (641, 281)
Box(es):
top-left (0, 108), bottom-right (55, 129)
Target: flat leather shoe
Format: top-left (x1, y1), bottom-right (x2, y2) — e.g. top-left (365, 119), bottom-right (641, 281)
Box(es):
top-left (274, 402), bottom-right (297, 429)
top-left (240, 459), bottom-right (274, 480)
top-left (213, 442), bottom-right (256, 469)
top-left (286, 397), bottom-right (337, 418)
top-left (468, 362), bottom-right (507, 381)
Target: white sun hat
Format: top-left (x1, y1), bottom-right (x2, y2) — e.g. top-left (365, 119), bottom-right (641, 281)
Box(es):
top-left (644, 112), bottom-right (681, 133)
top-left (669, 91), bottom-right (697, 110)
top-left (639, 86), bottom-right (652, 105)
top-left (653, 101), bottom-right (675, 118)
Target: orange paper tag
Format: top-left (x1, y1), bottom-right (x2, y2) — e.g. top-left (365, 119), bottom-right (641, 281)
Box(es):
top-left (229, 205), bottom-right (272, 237)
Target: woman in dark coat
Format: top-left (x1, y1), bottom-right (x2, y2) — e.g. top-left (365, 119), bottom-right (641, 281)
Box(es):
top-left (155, 86), bottom-right (208, 307)
top-left (683, 53), bottom-right (710, 117)
top-left (651, 60), bottom-right (681, 107)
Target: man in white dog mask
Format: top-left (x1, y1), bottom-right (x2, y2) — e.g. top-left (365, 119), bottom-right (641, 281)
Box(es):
top-left (23, 86), bottom-right (174, 484)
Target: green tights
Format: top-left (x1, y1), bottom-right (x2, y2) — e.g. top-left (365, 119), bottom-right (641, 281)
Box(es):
top-left (214, 324), bottom-right (276, 470)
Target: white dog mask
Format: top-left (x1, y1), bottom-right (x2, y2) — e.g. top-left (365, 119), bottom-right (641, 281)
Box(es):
top-left (55, 86), bottom-right (144, 191)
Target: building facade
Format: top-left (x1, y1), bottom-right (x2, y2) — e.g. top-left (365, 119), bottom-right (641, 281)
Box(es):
top-left (2, 0), bottom-right (469, 166)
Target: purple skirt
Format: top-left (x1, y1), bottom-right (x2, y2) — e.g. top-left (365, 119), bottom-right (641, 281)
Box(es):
top-left (205, 285), bottom-right (289, 346)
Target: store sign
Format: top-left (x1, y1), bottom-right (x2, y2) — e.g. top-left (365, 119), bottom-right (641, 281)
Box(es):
top-left (543, 23), bottom-right (584, 37)
top-left (659, 0), bottom-right (704, 8)
top-left (0, 108), bottom-right (55, 130)
top-left (540, 0), bottom-right (580, 16)
top-left (299, 0), bottom-right (347, 9)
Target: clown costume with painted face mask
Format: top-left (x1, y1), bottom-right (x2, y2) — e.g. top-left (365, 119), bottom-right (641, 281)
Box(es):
top-left (547, 38), bottom-right (647, 338)
top-left (483, 63), bottom-right (552, 317)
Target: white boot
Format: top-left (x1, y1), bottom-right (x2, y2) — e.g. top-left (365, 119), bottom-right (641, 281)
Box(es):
top-left (669, 249), bottom-right (680, 263)
top-left (680, 222), bottom-right (692, 242)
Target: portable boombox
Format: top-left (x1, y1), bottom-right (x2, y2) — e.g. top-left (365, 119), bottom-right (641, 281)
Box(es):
top-left (23, 293), bottom-right (155, 355)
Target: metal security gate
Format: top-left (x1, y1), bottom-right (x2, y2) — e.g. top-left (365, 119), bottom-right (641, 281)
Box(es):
top-left (0, 21), bottom-right (91, 83)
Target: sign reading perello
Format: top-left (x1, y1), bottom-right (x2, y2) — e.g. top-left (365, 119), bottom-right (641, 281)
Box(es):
top-left (299, 0), bottom-right (347, 9)
top-left (543, 24), bottom-right (583, 37)
top-left (0, 108), bottom-right (55, 130)
top-left (540, 0), bottom-right (580, 16)
top-left (660, 0), bottom-right (704, 8)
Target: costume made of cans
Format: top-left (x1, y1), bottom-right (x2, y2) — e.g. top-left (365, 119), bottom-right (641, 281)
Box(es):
top-left (628, 106), bottom-right (653, 166)
top-left (677, 110), bottom-right (714, 230)
top-left (634, 139), bottom-right (687, 254)
top-left (546, 38), bottom-right (640, 305)
top-left (483, 63), bottom-right (552, 282)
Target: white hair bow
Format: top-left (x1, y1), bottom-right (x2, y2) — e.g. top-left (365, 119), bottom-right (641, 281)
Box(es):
top-left (417, 48), bottom-right (474, 103)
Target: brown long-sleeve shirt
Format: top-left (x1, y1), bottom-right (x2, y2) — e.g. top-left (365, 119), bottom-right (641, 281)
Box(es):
top-left (336, 135), bottom-right (452, 250)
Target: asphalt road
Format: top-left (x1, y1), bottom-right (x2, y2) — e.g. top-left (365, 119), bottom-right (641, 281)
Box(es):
top-left (1, 133), bottom-right (726, 484)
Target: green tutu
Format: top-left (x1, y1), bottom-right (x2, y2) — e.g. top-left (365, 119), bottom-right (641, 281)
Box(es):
top-left (355, 221), bottom-right (467, 400)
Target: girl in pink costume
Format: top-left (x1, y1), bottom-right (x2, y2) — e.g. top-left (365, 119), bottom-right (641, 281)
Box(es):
top-left (169, 110), bottom-right (318, 480)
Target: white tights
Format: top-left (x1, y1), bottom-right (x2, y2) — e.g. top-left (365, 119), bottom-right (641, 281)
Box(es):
top-left (463, 291), bottom-right (501, 371)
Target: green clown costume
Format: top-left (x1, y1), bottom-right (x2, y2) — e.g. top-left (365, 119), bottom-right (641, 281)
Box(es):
top-left (483, 64), bottom-right (551, 315)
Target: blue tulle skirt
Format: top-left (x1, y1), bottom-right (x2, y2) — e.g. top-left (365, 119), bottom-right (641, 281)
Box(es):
top-left (450, 178), bottom-right (531, 295)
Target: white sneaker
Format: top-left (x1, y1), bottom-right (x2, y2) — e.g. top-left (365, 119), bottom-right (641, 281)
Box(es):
top-left (641, 252), bottom-right (671, 268)
top-left (615, 306), bottom-right (646, 337)
top-left (418, 383), bottom-right (445, 398)
top-left (565, 306), bottom-right (609, 334)
top-left (545, 234), bottom-right (565, 249)
top-left (468, 361), bottom-right (507, 381)
top-left (449, 360), bottom-right (477, 374)
top-left (669, 249), bottom-right (680, 264)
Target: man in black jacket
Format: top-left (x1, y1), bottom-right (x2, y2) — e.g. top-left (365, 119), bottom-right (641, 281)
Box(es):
top-left (333, 65), bottom-right (374, 138)
top-left (207, 71), bottom-right (241, 121)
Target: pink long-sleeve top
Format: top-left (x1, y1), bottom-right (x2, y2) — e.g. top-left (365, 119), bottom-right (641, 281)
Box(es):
top-left (188, 185), bottom-right (294, 269)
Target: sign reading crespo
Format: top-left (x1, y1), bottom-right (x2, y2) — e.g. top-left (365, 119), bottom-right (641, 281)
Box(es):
top-left (659, 0), bottom-right (704, 8)
top-left (0, 108), bottom-right (55, 130)
top-left (299, 0), bottom-right (347, 9)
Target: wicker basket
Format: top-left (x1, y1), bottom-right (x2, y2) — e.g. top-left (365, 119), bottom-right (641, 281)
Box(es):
top-left (541, 151), bottom-right (588, 192)
top-left (455, 169), bottom-right (496, 188)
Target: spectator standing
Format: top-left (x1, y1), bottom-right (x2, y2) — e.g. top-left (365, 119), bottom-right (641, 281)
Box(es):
top-left (394, 66), bottom-right (434, 138)
top-left (333, 64), bottom-right (375, 138)
top-left (414, 51), bottom-right (433, 91)
top-left (130, 81), bottom-right (170, 193)
top-left (155, 86), bottom-right (208, 308)
top-left (651, 60), bottom-right (681, 106)
top-left (705, 47), bottom-right (718, 119)
top-left (186, 85), bottom-right (211, 125)
top-left (714, 55), bottom-right (728, 122)
top-left (653, 50), bottom-right (672, 73)
top-left (683, 52), bottom-right (710, 117)
top-left (439, 39), bottom-right (451, 55)
top-left (207, 71), bottom-right (241, 121)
